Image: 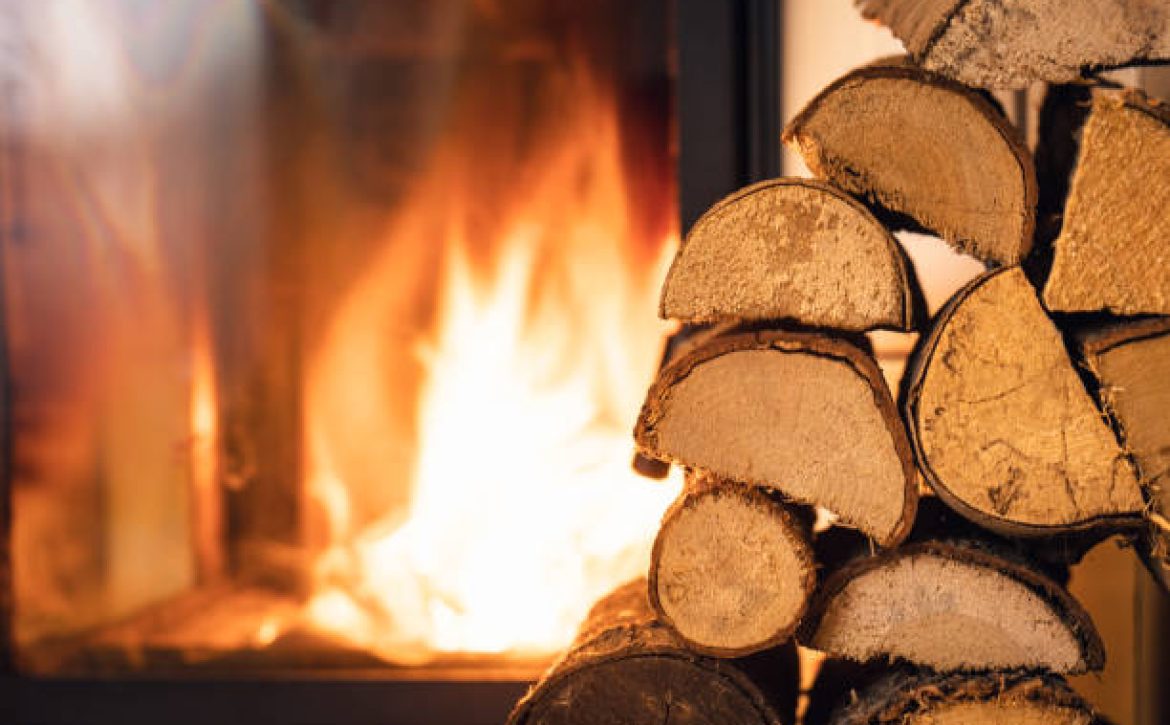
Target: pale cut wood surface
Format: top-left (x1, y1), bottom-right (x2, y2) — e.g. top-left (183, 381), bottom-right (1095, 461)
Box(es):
top-left (1044, 91), bottom-right (1170, 315)
top-left (783, 60), bottom-right (1035, 265)
top-left (635, 329), bottom-right (918, 546)
top-left (904, 267), bottom-right (1145, 535)
top-left (507, 580), bottom-right (795, 725)
top-left (861, 0), bottom-right (1170, 89)
top-left (803, 540), bottom-right (1105, 675)
top-left (661, 178), bottom-right (924, 332)
top-left (648, 473), bottom-right (815, 657)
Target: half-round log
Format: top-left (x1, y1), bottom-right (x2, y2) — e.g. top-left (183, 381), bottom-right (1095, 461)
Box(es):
top-left (783, 59), bottom-right (1035, 265)
top-left (660, 178), bottom-right (924, 332)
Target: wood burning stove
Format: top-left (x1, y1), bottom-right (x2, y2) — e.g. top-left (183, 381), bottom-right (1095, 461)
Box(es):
top-left (0, 1), bottom-right (780, 722)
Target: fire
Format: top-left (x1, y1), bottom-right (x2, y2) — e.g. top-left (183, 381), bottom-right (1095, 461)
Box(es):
top-left (302, 66), bottom-right (681, 663)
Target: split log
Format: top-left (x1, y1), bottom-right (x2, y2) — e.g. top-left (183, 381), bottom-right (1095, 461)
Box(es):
top-left (507, 579), bottom-right (798, 725)
top-left (822, 669), bottom-right (1101, 725)
top-left (660, 178), bottom-right (925, 332)
top-left (648, 472), bottom-right (816, 657)
top-left (859, 0), bottom-right (1170, 89)
top-left (783, 59), bottom-right (1035, 265)
top-left (1042, 90), bottom-right (1170, 315)
top-left (635, 329), bottom-right (918, 546)
top-left (1082, 317), bottom-right (1170, 590)
top-left (903, 266), bottom-right (1145, 536)
top-left (1033, 83), bottom-right (1098, 252)
top-left (800, 540), bottom-right (1105, 674)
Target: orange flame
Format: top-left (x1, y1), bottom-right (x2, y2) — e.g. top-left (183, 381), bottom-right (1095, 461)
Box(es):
top-left (302, 67), bottom-right (680, 663)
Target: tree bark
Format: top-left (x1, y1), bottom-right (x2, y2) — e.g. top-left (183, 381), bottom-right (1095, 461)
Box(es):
top-left (507, 579), bottom-right (798, 725)
top-left (1081, 317), bottom-right (1170, 591)
top-left (860, 0), bottom-right (1170, 89)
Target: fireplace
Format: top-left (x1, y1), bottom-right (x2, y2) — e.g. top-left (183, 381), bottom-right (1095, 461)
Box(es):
top-left (0, 1), bottom-right (781, 722)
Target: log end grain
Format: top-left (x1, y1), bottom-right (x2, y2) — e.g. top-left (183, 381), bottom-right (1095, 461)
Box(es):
top-left (649, 476), bottom-right (816, 657)
top-left (661, 178), bottom-right (924, 332)
top-left (783, 61), bottom-right (1035, 265)
top-left (905, 267), bottom-right (1145, 536)
top-left (635, 329), bottom-right (918, 547)
top-left (803, 541), bottom-right (1105, 674)
top-left (1044, 91), bottom-right (1170, 316)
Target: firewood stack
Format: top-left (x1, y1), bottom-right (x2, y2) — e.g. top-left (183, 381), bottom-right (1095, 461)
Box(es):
top-left (510, 2), bottom-right (1170, 723)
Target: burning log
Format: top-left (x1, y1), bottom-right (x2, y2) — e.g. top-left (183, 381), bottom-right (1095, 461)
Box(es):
top-left (813, 668), bottom-right (1101, 725)
top-left (647, 472), bottom-right (816, 657)
top-left (800, 539), bottom-right (1105, 674)
top-left (660, 178), bottom-right (924, 332)
top-left (1042, 90), bottom-right (1170, 315)
top-left (634, 328), bottom-right (918, 546)
top-left (1081, 317), bottom-right (1170, 591)
top-left (859, 0), bottom-right (1170, 89)
top-left (903, 267), bottom-right (1145, 536)
top-left (507, 580), bottom-right (798, 725)
top-left (782, 58), bottom-right (1036, 265)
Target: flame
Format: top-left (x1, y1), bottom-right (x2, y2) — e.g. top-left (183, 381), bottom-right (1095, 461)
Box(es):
top-left (189, 311), bottom-right (223, 584)
top-left (302, 66), bottom-right (680, 662)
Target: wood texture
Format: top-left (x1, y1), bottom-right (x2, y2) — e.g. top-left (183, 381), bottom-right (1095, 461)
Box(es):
top-left (648, 473), bottom-right (816, 657)
top-left (801, 540), bottom-right (1106, 674)
top-left (635, 329), bottom-right (918, 546)
top-left (1033, 82), bottom-right (1098, 252)
top-left (783, 59), bottom-right (1036, 265)
top-left (824, 669), bottom-right (1100, 725)
top-left (507, 580), bottom-right (797, 725)
top-left (660, 178), bottom-right (924, 332)
top-left (861, 0), bottom-right (1170, 89)
top-left (1043, 90), bottom-right (1170, 315)
top-left (903, 267), bottom-right (1145, 536)
top-left (1082, 317), bottom-right (1170, 591)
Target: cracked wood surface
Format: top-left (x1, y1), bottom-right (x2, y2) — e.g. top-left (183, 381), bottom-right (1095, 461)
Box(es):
top-left (903, 267), bottom-right (1144, 535)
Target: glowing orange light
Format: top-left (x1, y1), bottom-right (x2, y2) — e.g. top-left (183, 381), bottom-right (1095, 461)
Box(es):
top-left (301, 66), bottom-right (680, 663)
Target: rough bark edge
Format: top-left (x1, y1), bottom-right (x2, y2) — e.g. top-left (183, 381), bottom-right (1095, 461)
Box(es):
top-left (900, 267), bottom-right (1146, 537)
top-left (857, 0), bottom-right (968, 58)
top-left (1080, 316), bottom-right (1170, 592)
top-left (814, 495), bottom-right (1097, 586)
top-left (507, 579), bottom-right (791, 725)
top-left (659, 177), bottom-right (927, 332)
top-left (799, 539), bottom-right (1106, 674)
top-left (782, 59), bottom-right (1037, 265)
top-left (828, 668), bottom-right (1101, 725)
top-left (635, 328), bottom-right (919, 547)
top-left (862, 0), bottom-right (1170, 89)
top-left (647, 474), bottom-right (817, 658)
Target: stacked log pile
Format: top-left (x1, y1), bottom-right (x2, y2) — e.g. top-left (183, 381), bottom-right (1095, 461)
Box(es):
top-left (511, 2), bottom-right (1169, 723)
